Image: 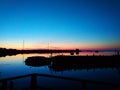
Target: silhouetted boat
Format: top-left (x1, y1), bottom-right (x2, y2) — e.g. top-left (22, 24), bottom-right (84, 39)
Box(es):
top-left (25, 56), bottom-right (51, 67)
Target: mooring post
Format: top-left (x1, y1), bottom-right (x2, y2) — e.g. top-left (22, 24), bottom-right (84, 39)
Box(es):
top-left (82, 81), bottom-right (87, 90)
top-left (9, 80), bottom-right (14, 90)
top-left (30, 74), bottom-right (37, 90)
top-left (1, 80), bottom-right (7, 90)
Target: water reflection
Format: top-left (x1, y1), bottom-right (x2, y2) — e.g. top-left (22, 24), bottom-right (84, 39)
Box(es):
top-left (0, 53), bottom-right (120, 90)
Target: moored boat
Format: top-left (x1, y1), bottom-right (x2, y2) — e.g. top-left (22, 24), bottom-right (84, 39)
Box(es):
top-left (25, 56), bottom-right (51, 67)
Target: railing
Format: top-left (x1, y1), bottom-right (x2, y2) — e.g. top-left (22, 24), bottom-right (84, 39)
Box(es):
top-left (0, 73), bottom-right (120, 90)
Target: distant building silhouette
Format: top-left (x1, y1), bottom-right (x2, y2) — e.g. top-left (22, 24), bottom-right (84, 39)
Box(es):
top-left (75, 49), bottom-right (79, 55)
top-left (70, 51), bottom-right (74, 55)
top-left (117, 51), bottom-right (119, 56)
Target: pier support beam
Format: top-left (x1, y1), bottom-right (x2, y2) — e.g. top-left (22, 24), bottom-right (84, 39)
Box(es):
top-left (82, 81), bottom-right (87, 90)
top-left (30, 74), bottom-right (37, 90)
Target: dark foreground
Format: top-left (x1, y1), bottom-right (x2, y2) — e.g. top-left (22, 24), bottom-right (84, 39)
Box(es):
top-left (0, 73), bottom-right (120, 90)
top-left (0, 55), bottom-right (120, 90)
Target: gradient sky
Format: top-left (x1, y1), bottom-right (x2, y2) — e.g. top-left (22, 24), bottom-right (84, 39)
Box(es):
top-left (0, 0), bottom-right (120, 50)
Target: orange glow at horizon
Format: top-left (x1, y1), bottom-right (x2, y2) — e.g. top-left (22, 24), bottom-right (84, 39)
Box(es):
top-left (0, 43), bottom-right (120, 50)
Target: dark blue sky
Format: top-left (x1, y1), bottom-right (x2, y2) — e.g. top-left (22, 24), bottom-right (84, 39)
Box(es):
top-left (0, 0), bottom-right (120, 49)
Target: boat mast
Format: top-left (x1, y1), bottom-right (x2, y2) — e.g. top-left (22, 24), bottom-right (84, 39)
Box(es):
top-left (23, 40), bottom-right (24, 50)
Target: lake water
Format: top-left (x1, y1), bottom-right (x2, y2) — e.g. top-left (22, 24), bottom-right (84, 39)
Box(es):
top-left (0, 53), bottom-right (120, 90)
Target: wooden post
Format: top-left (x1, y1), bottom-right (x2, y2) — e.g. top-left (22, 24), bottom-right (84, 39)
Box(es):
top-left (82, 81), bottom-right (87, 90)
top-left (30, 74), bottom-right (37, 90)
top-left (9, 81), bottom-right (14, 90)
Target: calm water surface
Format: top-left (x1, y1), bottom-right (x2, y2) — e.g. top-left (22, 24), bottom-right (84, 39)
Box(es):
top-left (0, 53), bottom-right (120, 90)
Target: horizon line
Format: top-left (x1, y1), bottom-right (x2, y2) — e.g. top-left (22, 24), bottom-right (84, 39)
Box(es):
top-left (0, 47), bottom-right (120, 51)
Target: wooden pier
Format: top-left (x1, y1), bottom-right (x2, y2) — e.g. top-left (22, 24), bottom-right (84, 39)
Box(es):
top-left (0, 73), bottom-right (120, 90)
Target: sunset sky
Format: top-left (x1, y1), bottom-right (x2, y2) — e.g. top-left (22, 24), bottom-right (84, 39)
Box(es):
top-left (0, 0), bottom-right (120, 50)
